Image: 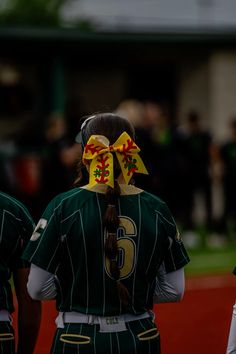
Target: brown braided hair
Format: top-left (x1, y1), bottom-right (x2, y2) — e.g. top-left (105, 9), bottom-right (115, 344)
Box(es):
top-left (75, 113), bottom-right (135, 307)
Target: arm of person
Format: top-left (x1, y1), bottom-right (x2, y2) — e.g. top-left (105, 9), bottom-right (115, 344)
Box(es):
top-left (13, 267), bottom-right (42, 354)
top-left (153, 264), bottom-right (185, 303)
top-left (27, 263), bottom-right (57, 301)
top-left (226, 302), bottom-right (236, 354)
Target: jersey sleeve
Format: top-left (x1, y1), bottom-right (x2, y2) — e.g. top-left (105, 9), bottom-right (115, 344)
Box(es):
top-left (158, 201), bottom-right (190, 273)
top-left (22, 197), bottom-right (63, 274)
top-left (9, 203), bottom-right (35, 270)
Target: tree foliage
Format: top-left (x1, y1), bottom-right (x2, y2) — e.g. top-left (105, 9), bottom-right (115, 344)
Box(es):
top-left (0, 0), bottom-right (72, 26)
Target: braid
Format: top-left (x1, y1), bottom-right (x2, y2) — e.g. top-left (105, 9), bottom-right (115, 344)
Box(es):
top-left (104, 181), bottom-right (130, 308)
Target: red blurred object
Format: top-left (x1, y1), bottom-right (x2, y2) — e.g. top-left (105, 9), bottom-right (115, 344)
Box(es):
top-left (13, 154), bottom-right (41, 196)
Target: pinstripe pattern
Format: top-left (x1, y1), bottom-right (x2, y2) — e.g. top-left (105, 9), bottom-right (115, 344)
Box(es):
top-left (28, 189), bottom-right (83, 262)
top-left (51, 318), bottom-right (160, 354)
top-left (109, 333), bottom-right (113, 354)
top-left (116, 332), bottom-right (120, 354)
top-left (65, 237), bottom-right (75, 311)
top-left (28, 212), bottom-right (55, 262)
top-left (146, 213), bottom-right (159, 275)
top-left (47, 242), bottom-right (62, 272)
top-left (0, 192), bottom-right (34, 312)
top-left (63, 323), bottom-right (70, 354)
top-left (51, 328), bottom-right (61, 354)
top-left (23, 187), bottom-right (189, 318)
top-left (6, 233), bottom-right (21, 263)
top-left (93, 324), bottom-right (97, 354)
top-left (95, 194), bottom-right (106, 316)
top-left (78, 323), bottom-right (83, 354)
top-left (79, 210), bottom-right (89, 314)
top-left (6, 323), bottom-right (14, 354)
top-left (0, 210), bottom-right (5, 244)
top-left (0, 322), bottom-right (15, 354)
top-left (117, 199), bottom-right (123, 314)
top-left (131, 194), bottom-right (141, 314)
top-left (126, 323), bottom-right (137, 354)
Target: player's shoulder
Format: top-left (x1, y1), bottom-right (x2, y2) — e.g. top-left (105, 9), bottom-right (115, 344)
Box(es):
top-left (140, 191), bottom-right (174, 217)
top-left (140, 190), bottom-right (166, 207)
top-left (0, 191), bottom-right (32, 218)
top-left (47, 187), bottom-right (94, 211)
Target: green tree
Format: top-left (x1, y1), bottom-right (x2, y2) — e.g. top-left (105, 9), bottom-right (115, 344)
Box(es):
top-left (0, 0), bottom-right (72, 26)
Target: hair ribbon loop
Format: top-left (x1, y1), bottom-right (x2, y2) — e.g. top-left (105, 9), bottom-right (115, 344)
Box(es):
top-left (82, 131), bottom-right (148, 188)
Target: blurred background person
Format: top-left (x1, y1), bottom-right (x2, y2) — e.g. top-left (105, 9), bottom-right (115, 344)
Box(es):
top-left (178, 110), bottom-right (215, 247)
top-left (40, 113), bottom-right (80, 211)
top-left (146, 101), bottom-right (185, 220)
top-left (115, 98), bottom-right (155, 191)
top-left (220, 118), bottom-right (236, 241)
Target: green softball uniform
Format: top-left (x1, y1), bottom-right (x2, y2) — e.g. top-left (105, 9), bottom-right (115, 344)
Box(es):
top-left (23, 186), bottom-right (189, 315)
top-left (0, 191), bottom-right (34, 313)
top-left (0, 191), bottom-right (35, 354)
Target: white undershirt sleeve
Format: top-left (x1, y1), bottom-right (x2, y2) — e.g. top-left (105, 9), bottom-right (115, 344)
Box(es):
top-left (27, 263), bottom-right (57, 300)
top-left (153, 264), bottom-right (185, 303)
top-left (226, 303), bottom-right (236, 354)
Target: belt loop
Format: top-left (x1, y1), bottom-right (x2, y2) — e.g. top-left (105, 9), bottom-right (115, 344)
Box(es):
top-left (88, 314), bottom-right (94, 325)
top-left (55, 312), bottom-right (65, 329)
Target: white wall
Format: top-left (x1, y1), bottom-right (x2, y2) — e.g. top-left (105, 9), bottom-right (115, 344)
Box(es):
top-left (62, 0), bottom-right (236, 30)
top-left (177, 60), bottom-right (210, 129)
top-left (209, 51), bottom-right (236, 142)
top-left (177, 50), bottom-right (236, 143)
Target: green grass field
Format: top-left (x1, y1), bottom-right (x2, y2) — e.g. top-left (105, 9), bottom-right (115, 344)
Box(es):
top-left (186, 245), bottom-right (236, 276)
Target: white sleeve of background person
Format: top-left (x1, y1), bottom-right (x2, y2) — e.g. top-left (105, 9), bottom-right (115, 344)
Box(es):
top-left (27, 263), bottom-right (57, 300)
top-left (226, 303), bottom-right (236, 354)
top-left (153, 264), bottom-right (185, 303)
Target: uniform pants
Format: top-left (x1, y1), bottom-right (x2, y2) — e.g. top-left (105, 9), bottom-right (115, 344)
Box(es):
top-left (50, 317), bottom-right (160, 354)
top-left (0, 322), bottom-right (15, 354)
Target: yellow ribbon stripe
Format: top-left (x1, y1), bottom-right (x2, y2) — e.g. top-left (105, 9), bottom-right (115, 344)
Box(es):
top-left (83, 132), bottom-right (148, 188)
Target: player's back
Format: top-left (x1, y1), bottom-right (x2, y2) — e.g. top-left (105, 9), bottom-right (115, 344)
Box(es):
top-left (50, 186), bottom-right (175, 316)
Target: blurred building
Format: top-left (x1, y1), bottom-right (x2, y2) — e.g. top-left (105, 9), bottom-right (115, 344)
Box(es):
top-left (0, 1), bottom-right (236, 141)
top-left (61, 0), bottom-right (236, 143)
top-left (62, 0), bottom-right (236, 31)
top-left (1, 0), bottom-right (236, 219)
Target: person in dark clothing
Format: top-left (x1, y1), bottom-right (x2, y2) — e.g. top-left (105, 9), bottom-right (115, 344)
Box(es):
top-left (180, 111), bottom-right (213, 232)
top-left (220, 118), bottom-right (236, 236)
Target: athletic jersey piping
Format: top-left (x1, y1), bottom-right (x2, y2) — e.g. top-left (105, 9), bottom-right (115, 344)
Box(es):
top-left (0, 210), bottom-right (5, 244)
top-left (155, 210), bottom-right (176, 228)
top-left (0, 192), bottom-right (33, 224)
top-left (46, 242), bottom-right (62, 272)
top-left (95, 193), bottom-right (106, 316)
top-left (28, 189), bottom-right (84, 262)
top-left (78, 209), bottom-right (89, 314)
top-left (117, 198), bottom-right (122, 314)
top-left (155, 209), bottom-right (189, 265)
top-left (7, 234), bottom-right (21, 263)
top-left (145, 213), bottom-right (159, 275)
top-left (131, 193), bottom-right (141, 314)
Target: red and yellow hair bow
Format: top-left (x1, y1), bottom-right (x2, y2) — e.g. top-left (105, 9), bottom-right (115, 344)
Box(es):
top-left (83, 131), bottom-right (148, 188)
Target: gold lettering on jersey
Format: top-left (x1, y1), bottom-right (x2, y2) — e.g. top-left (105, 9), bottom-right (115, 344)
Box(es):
top-left (105, 216), bottom-right (137, 280)
top-left (119, 217), bottom-right (136, 235)
top-left (30, 218), bottom-right (47, 241)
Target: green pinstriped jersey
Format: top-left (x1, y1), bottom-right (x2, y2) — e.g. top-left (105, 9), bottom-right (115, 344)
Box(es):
top-left (0, 191), bottom-right (35, 312)
top-left (23, 186), bottom-right (189, 315)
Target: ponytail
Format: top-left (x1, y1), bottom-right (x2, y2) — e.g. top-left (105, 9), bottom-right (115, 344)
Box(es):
top-left (104, 181), bottom-right (130, 308)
